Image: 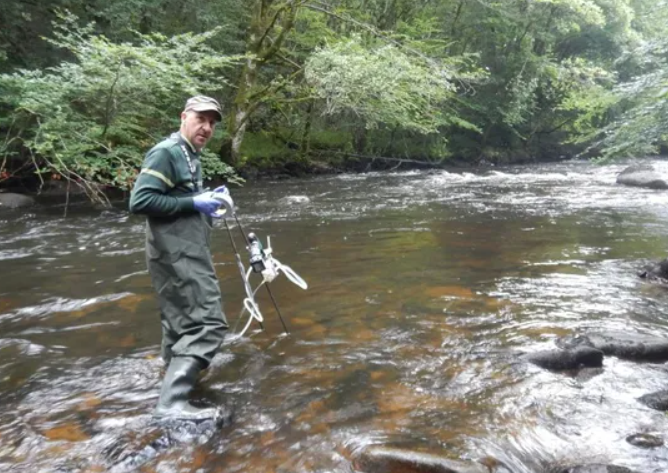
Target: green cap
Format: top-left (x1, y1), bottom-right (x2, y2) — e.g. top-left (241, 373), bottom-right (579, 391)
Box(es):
top-left (184, 95), bottom-right (223, 121)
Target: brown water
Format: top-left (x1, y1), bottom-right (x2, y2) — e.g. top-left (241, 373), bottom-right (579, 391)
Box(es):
top-left (2, 160), bottom-right (668, 472)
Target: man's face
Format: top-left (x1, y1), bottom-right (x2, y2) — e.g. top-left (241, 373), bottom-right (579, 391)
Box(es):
top-left (180, 111), bottom-right (218, 150)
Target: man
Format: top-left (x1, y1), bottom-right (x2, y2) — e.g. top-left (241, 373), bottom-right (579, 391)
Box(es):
top-left (129, 95), bottom-right (230, 421)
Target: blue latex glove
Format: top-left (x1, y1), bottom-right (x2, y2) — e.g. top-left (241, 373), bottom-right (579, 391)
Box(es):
top-left (193, 191), bottom-right (222, 216)
top-left (213, 185), bottom-right (229, 195)
top-left (211, 185), bottom-right (235, 218)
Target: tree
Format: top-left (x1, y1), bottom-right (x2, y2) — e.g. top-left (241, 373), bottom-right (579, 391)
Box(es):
top-left (305, 37), bottom-right (477, 135)
top-left (220, 0), bottom-right (304, 167)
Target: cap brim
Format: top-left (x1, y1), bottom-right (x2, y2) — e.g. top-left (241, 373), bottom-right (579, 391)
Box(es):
top-left (187, 105), bottom-right (223, 121)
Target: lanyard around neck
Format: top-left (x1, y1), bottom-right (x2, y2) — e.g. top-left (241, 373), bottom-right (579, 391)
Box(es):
top-left (172, 133), bottom-right (199, 192)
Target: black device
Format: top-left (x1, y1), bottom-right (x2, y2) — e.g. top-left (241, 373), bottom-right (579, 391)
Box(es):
top-left (247, 233), bottom-right (266, 273)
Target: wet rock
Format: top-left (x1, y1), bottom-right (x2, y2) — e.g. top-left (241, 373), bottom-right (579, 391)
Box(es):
top-left (558, 331), bottom-right (668, 363)
top-left (0, 192), bottom-right (36, 209)
top-left (0, 338), bottom-right (48, 356)
top-left (625, 433), bottom-right (664, 448)
top-left (616, 164), bottom-right (668, 190)
top-left (638, 258), bottom-right (668, 282)
top-left (548, 465), bottom-right (638, 473)
top-left (278, 195), bottom-right (310, 205)
top-left (637, 389), bottom-right (668, 411)
top-left (352, 446), bottom-right (488, 473)
top-left (521, 347), bottom-right (603, 371)
top-left (477, 456), bottom-right (513, 473)
top-left (107, 408), bottom-right (232, 472)
top-left (574, 367), bottom-right (605, 382)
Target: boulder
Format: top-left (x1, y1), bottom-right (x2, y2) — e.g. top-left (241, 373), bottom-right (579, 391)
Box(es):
top-left (352, 446), bottom-right (488, 473)
top-left (616, 164), bottom-right (668, 190)
top-left (637, 389), bottom-right (668, 411)
top-left (521, 347), bottom-right (604, 371)
top-left (558, 331), bottom-right (668, 363)
top-left (0, 192), bottom-right (36, 209)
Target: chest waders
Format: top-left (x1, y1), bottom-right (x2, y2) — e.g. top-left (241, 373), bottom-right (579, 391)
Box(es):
top-left (146, 135), bottom-right (228, 421)
top-left (147, 211), bottom-right (227, 365)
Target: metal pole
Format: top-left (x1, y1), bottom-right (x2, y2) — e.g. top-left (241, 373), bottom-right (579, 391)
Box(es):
top-left (265, 283), bottom-right (290, 334)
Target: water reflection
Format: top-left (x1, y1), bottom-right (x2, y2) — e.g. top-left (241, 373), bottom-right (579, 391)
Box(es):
top-left (1, 159), bottom-right (668, 471)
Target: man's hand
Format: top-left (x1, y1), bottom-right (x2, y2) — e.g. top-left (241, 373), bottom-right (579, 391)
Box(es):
top-left (212, 185), bottom-right (235, 218)
top-left (193, 192), bottom-right (222, 216)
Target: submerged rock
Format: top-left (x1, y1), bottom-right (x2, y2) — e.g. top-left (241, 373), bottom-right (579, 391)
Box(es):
top-left (352, 446), bottom-right (488, 473)
top-left (558, 331), bottom-right (668, 363)
top-left (625, 432), bottom-right (664, 449)
top-left (522, 347), bottom-right (604, 371)
top-left (574, 367), bottom-right (605, 382)
top-left (638, 258), bottom-right (668, 282)
top-left (616, 164), bottom-right (668, 190)
top-left (107, 409), bottom-right (232, 472)
top-left (637, 389), bottom-right (668, 411)
top-left (0, 192), bottom-right (36, 209)
top-left (548, 465), bottom-right (638, 473)
top-left (278, 195), bottom-right (310, 205)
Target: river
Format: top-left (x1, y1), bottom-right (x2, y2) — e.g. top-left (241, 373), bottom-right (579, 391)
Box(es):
top-left (1, 159), bottom-right (668, 472)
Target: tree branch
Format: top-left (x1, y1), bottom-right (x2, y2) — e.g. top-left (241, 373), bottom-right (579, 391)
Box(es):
top-left (256, 1), bottom-right (290, 51)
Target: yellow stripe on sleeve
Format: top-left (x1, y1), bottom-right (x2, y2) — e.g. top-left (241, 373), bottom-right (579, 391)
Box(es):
top-left (141, 168), bottom-right (174, 188)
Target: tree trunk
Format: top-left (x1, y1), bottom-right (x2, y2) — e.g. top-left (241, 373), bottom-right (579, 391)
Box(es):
top-left (354, 126), bottom-right (367, 154)
top-left (221, 0), bottom-right (300, 167)
top-left (223, 56), bottom-right (259, 166)
top-left (298, 100), bottom-right (314, 163)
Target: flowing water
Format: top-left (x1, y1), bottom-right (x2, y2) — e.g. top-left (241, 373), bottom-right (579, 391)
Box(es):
top-left (2, 159), bottom-right (668, 473)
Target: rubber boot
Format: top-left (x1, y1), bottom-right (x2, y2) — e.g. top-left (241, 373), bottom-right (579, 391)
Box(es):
top-left (154, 356), bottom-right (219, 421)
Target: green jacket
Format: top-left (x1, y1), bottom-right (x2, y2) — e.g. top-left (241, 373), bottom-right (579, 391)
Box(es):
top-left (129, 133), bottom-right (202, 216)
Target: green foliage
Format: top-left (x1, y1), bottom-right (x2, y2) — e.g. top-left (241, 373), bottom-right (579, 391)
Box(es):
top-left (556, 58), bottom-right (617, 137)
top-left (588, 38), bottom-right (668, 160)
top-left (1, 0), bottom-right (668, 183)
top-left (238, 129), bottom-right (352, 167)
top-left (0, 11), bottom-right (238, 202)
top-left (305, 37), bottom-right (478, 135)
top-left (536, 0), bottom-right (606, 27)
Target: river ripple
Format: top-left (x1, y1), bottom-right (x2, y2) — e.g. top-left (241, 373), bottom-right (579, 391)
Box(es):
top-left (1, 159), bottom-right (668, 472)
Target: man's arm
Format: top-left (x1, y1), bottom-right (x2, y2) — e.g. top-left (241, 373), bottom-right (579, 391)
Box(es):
top-left (129, 147), bottom-right (195, 216)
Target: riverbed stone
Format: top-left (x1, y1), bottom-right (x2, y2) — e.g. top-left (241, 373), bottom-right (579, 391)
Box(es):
top-left (352, 446), bottom-right (488, 473)
top-left (0, 192), bottom-right (36, 209)
top-left (278, 195), bottom-right (310, 205)
top-left (548, 465), bottom-right (638, 473)
top-left (637, 389), bottom-right (668, 411)
top-left (521, 347), bottom-right (604, 371)
top-left (558, 331), bottom-right (668, 363)
top-left (616, 164), bottom-right (668, 190)
top-left (107, 408), bottom-right (233, 472)
top-left (625, 432), bottom-right (664, 448)
top-left (638, 258), bottom-right (668, 282)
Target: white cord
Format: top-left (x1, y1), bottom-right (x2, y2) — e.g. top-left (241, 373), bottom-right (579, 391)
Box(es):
top-left (270, 257), bottom-right (308, 290)
top-left (235, 268), bottom-right (266, 339)
top-left (230, 238), bottom-right (308, 340)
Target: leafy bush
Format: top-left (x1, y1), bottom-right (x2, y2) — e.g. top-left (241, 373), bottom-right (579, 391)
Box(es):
top-left (0, 11), bottom-right (238, 203)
